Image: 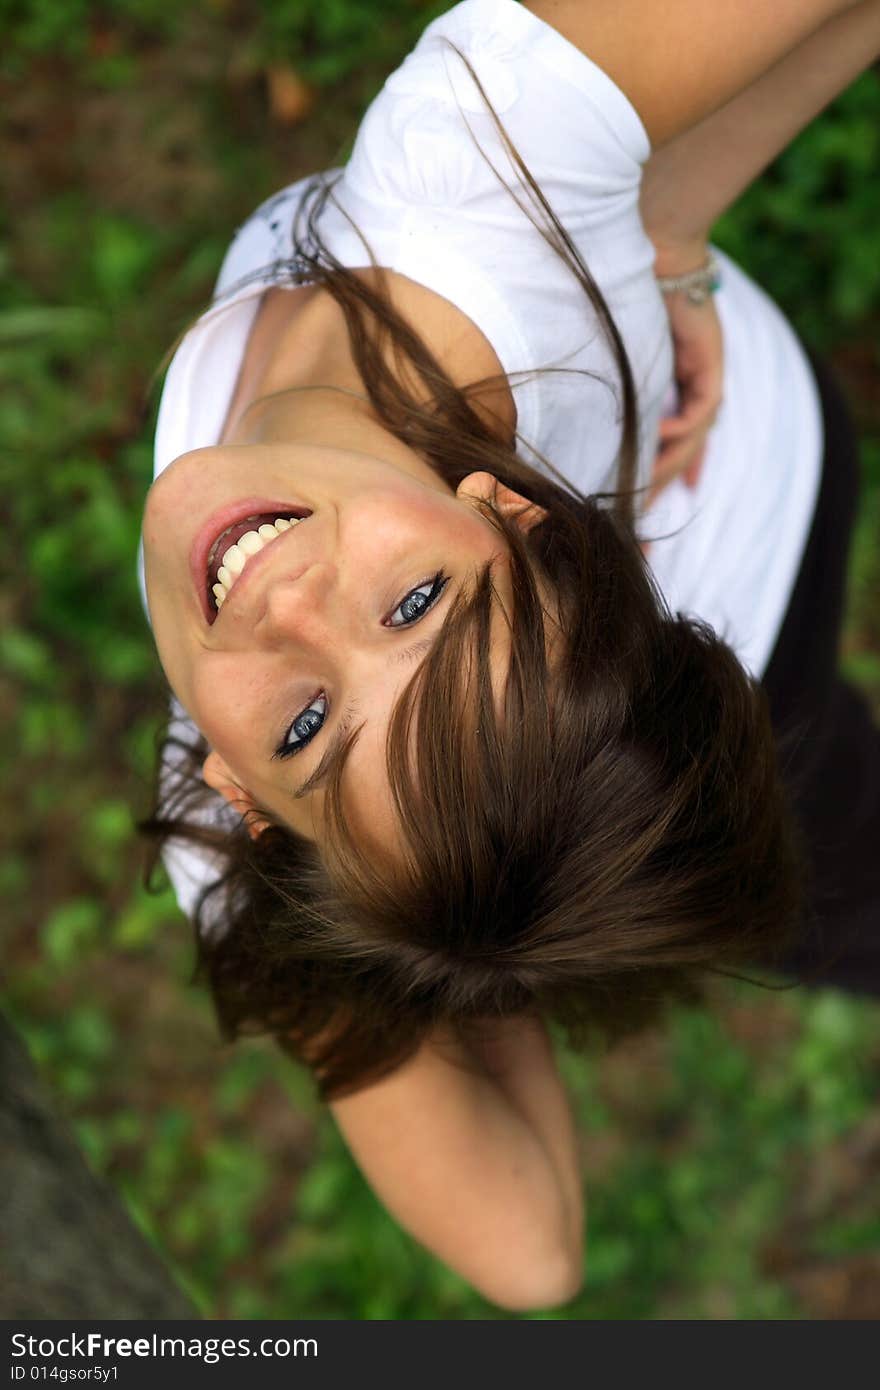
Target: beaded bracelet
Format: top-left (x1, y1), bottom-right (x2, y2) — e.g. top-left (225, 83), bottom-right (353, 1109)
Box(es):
top-left (655, 249), bottom-right (722, 305)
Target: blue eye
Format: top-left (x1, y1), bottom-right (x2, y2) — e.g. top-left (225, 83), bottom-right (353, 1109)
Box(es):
top-left (274, 571), bottom-right (450, 761)
top-left (386, 571), bottom-right (450, 627)
top-left (278, 693), bottom-right (327, 759)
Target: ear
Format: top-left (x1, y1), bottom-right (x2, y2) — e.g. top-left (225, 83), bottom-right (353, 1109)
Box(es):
top-left (456, 471), bottom-right (547, 534)
top-left (201, 749), bottom-right (271, 841)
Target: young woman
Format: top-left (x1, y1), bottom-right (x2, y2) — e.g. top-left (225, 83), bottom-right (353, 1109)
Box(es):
top-left (138, 0), bottom-right (880, 1308)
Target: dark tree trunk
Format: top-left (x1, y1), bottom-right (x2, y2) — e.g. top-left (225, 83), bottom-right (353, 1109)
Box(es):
top-left (0, 1011), bottom-right (198, 1319)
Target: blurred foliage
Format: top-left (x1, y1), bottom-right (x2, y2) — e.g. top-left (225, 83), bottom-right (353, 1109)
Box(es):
top-left (713, 73), bottom-right (880, 350)
top-left (256, 0), bottom-right (451, 87)
top-left (1, 1), bottom-right (879, 1320)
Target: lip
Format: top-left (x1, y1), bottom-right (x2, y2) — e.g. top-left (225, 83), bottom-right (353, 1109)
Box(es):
top-left (190, 497), bottom-right (311, 624)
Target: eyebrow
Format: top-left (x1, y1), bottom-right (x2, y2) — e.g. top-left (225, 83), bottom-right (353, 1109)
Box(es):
top-left (291, 636), bottom-right (436, 800)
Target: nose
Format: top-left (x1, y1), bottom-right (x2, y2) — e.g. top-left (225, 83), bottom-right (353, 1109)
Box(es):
top-left (256, 559), bottom-right (341, 649)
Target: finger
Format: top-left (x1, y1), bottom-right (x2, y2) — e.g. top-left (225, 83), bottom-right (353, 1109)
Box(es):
top-left (654, 423), bottom-right (710, 465)
top-left (683, 444), bottom-right (708, 489)
top-left (658, 399), bottom-right (720, 435)
top-left (651, 430), bottom-right (711, 483)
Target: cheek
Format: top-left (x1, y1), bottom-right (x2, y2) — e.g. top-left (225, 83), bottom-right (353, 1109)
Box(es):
top-left (338, 674), bottom-right (426, 868)
top-left (147, 621), bottom-right (198, 728)
top-left (354, 490), bottom-right (467, 553)
top-left (190, 663), bottom-right (269, 764)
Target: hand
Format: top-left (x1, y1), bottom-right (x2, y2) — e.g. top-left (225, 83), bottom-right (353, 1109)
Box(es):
top-left (647, 276), bottom-right (724, 509)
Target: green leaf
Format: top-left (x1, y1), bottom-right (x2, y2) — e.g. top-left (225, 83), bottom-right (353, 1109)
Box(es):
top-left (0, 305), bottom-right (106, 342)
top-left (113, 884), bottom-right (176, 949)
top-left (40, 897), bottom-right (104, 968)
top-left (0, 628), bottom-right (54, 686)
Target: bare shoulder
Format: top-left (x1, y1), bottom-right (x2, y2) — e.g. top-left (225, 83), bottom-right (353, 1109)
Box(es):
top-left (520, 1), bottom-right (859, 146)
top-left (327, 1020), bottom-right (476, 1125)
top-left (325, 1019), bottom-right (581, 1307)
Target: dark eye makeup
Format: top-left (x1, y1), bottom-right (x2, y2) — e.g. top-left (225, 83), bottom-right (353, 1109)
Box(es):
top-left (272, 570), bottom-right (451, 762)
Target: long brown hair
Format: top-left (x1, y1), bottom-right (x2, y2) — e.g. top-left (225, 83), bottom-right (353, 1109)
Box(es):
top-left (138, 44), bottom-right (812, 1101)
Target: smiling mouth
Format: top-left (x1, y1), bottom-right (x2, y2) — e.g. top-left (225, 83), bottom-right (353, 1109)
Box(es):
top-left (206, 510), bottom-right (310, 616)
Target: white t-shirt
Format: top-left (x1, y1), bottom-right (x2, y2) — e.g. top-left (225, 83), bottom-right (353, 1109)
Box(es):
top-left (139, 0), bottom-right (823, 923)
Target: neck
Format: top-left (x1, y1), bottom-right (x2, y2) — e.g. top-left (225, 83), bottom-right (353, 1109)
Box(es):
top-left (223, 284), bottom-right (380, 444)
top-left (221, 284), bottom-right (445, 488)
top-left (229, 385), bottom-right (397, 468)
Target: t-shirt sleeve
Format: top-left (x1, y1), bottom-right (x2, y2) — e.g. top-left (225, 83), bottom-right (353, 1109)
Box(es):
top-left (344, 0), bottom-right (651, 214)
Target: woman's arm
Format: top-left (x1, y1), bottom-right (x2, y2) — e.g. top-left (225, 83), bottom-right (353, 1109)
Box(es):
top-left (635, 2), bottom-right (879, 510)
top-left (523, 0), bottom-right (863, 148)
top-left (639, 0), bottom-right (880, 264)
top-left (456, 1012), bottom-right (585, 1255)
top-left (327, 1015), bottom-right (584, 1311)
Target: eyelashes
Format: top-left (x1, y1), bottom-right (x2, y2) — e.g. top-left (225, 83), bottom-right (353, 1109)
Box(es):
top-left (278, 693), bottom-right (327, 760)
top-left (273, 570), bottom-right (451, 761)
top-left (385, 570), bottom-right (450, 627)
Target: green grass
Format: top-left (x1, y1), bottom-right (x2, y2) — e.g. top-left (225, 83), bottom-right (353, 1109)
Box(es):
top-left (2, 4), bottom-right (879, 1319)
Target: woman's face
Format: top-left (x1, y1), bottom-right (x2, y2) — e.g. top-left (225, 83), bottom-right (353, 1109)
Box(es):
top-left (142, 442), bottom-right (543, 858)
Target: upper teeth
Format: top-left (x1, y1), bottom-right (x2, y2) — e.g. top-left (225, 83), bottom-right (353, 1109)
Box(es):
top-left (211, 516), bottom-right (302, 609)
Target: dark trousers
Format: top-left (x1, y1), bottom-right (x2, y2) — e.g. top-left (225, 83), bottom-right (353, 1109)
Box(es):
top-left (757, 346), bottom-right (880, 996)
